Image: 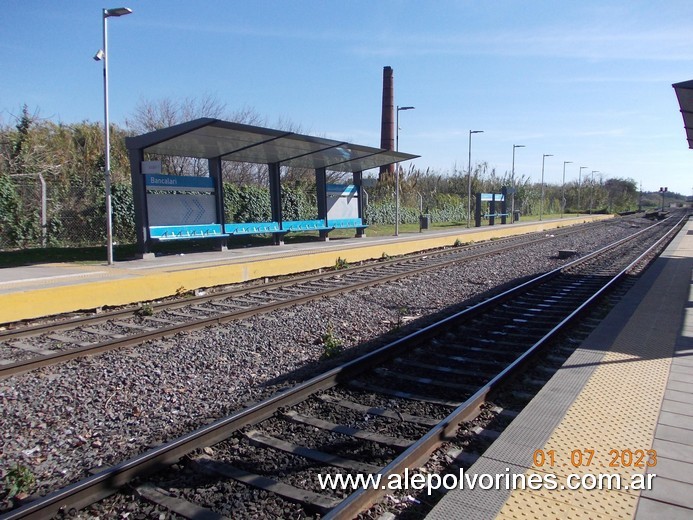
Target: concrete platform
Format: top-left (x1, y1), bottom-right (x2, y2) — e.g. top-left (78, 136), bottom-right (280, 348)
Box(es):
top-left (0, 216), bottom-right (610, 324)
top-left (426, 217), bottom-right (693, 519)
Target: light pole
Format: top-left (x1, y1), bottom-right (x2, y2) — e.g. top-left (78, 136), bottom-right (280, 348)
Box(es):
top-left (590, 170), bottom-right (599, 214)
top-left (577, 166), bottom-right (588, 215)
top-left (561, 161), bottom-right (572, 218)
top-left (395, 106), bottom-right (414, 236)
top-left (467, 130), bottom-right (484, 227)
top-left (539, 154), bottom-right (553, 221)
top-left (95, 6), bottom-right (132, 265)
top-left (511, 144), bottom-right (525, 221)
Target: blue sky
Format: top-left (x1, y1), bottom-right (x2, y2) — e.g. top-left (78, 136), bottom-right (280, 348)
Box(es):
top-left (2, 0), bottom-right (692, 195)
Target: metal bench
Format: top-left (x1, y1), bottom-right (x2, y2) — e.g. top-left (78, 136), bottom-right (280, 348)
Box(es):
top-left (149, 224), bottom-right (228, 241)
top-left (225, 222), bottom-right (286, 236)
top-left (282, 219), bottom-right (334, 233)
top-left (282, 218), bottom-right (368, 238)
top-left (327, 218), bottom-right (368, 231)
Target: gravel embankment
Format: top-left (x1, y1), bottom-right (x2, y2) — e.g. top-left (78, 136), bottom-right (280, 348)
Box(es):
top-left (0, 219), bottom-right (648, 508)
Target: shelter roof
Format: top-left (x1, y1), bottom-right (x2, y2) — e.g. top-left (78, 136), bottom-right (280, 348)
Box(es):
top-left (673, 79), bottom-right (693, 149)
top-left (126, 118), bottom-right (418, 172)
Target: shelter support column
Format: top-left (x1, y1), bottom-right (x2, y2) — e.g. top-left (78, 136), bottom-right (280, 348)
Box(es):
top-left (269, 162), bottom-right (283, 245)
top-left (208, 157), bottom-right (228, 251)
top-left (353, 171), bottom-right (366, 237)
top-left (316, 167), bottom-right (329, 241)
top-left (475, 193), bottom-right (482, 227)
top-left (128, 147), bottom-right (151, 257)
top-left (501, 186), bottom-right (508, 224)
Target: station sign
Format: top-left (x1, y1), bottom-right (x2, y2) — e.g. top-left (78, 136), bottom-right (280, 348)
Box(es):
top-left (145, 174), bottom-right (215, 192)
top-left (480, 193), bottom-right (505, 202)
top-left (141, 161), bottom-right (162, 174)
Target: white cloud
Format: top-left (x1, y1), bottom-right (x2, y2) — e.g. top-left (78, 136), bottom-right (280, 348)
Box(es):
top-left (349, 25), bottom-right (693, 63)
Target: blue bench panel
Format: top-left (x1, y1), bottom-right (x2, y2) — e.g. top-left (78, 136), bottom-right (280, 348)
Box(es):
top-left (149, 219), bottom-right (368, 242)
top-left (328, 218), bottom-right (368, 229)
top-left (225, 222), bottom-right (283, 235)
top-left (282, 219), bottom-right (333, 232)
top-left (149, 224), bottom-right (228, 241)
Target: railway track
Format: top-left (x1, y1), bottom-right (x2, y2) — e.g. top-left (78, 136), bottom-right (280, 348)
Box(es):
top-left (0, 217), bottom-right (634, 378)
top-left (2, 214), bottom-right (684, 520)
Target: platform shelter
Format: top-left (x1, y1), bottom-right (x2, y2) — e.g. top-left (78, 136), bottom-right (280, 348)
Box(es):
top-left (126, 118), bottom-right (417, 257)
top-left (474, 186), bottom-right (510, 227)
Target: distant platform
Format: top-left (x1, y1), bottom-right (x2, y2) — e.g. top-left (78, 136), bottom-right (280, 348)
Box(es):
top-left (0, 215), bottom-right (611, 324)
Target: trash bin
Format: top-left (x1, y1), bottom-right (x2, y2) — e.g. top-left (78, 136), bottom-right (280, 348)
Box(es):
top-left (419, 214), bottom-right (431, 231)
top-left (513, 210), bottom-right (520, 222)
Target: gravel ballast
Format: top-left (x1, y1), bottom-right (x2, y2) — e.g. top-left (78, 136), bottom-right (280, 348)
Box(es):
top-left (0, 219), bottom-right (651, 510)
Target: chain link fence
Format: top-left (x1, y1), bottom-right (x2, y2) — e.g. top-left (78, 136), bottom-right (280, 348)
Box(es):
top-left (362, 185), bottom-right (467, 225)
top-left (0, 175), bottom-right (132, 250)
top-left (0, 175), bottom-right (472, 252)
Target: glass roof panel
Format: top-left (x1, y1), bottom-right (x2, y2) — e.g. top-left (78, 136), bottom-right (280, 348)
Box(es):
top-left (329, 152), bottom-right (412, 172)
top-left (144, 125), bottom-right (288, 159)
top-left (127, 118), bottom-right (418, 172)
top-left (282, 144), bottom-right (369, 170)
top-left (221, 133), bottom-right (340, 164)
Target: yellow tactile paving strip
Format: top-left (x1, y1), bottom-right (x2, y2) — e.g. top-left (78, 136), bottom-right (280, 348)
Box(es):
top-left (424, 218), bottom-right (691, 520)
top-left (495, 222), bottom-right (692, 519)
top-left (497, 350), bottom-right (672, 519)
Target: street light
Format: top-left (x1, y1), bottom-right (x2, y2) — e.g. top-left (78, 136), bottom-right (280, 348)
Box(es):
top-left (395, 106), bottom-right (415, 236)
top-left (590, 170), bottom-right (599, 214)
top-left (95, 6), bottom-right (132, 265)
top-left (396, 106), bottom-right (414, 152)
top-left (578, 166), bottom-right (588, 215)
top-left (539, 154), bottom-right (553, 221)
top-left (561, 161), bottom-right (572, 218)
top-left (467, 130), bottom-right (484, 227)
top-left (511, 144), bottom-right (525, 222)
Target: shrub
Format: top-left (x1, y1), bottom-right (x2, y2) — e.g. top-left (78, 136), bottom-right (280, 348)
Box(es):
top-left (3, 464), bottom-right (35, 499)
top-left (335, 256), bottom-right (349, 269)
top-left (321, 324), bottom-right (343, 359)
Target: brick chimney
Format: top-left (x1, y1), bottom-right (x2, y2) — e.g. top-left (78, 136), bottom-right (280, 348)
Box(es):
top-left (379, 66), bottom-right (395, 179)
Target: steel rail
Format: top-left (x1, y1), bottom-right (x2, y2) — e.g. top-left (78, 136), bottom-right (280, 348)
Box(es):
top-left (0, 219), bottom-right (615, 337)
top-left (324, 214), bottom-right (686, 519)
top-left (1, 217), bottom-right (682, 520)
top-left (0, 222), bottom-right (608, 378)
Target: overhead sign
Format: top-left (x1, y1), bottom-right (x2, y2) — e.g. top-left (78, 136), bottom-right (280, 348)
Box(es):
top-left (141, 161), bottom-right (162, 174)
top-left (145, 174), bottom-right (215, 192)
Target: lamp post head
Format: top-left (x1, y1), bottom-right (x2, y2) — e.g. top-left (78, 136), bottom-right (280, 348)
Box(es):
top-left (564, 161), bottom-right (572, 165)
top-left (397, 106), bottom-right (415, 111)
top-left (470, 130), bottom-right (484, 134)
top-left (104, 7), bottom-right (132, 17)
top-left (543, 154), bottom-right (553, 158)
top-left (514, 144), bottom-right (525, 149)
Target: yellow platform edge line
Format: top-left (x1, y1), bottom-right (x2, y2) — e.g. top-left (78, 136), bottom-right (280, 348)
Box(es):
top-left (0, 216), bottom-right (611, 323)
